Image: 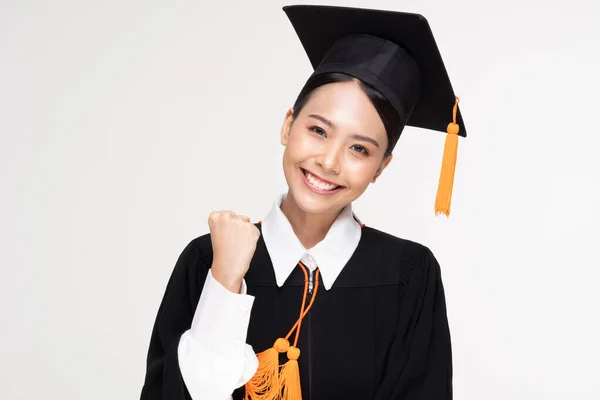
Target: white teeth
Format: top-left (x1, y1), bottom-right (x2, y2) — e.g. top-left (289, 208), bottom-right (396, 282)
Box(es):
top-left (303, 170), bottom-right (339, 191)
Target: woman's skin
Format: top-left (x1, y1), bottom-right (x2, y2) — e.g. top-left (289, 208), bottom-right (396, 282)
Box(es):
top-left (211, 79), bottom-right (393, 293)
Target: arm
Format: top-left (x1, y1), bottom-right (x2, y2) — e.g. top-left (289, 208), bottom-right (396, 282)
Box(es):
top-left (140, 239), bottom-right (258, 400)
top-left (375, 247), bottom-right (453, 400)
top-left (178, 269), bottom-right (258, 398)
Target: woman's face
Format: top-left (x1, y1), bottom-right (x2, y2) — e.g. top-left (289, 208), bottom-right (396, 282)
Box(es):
top-left (280, 80), bottom-right (393, 216)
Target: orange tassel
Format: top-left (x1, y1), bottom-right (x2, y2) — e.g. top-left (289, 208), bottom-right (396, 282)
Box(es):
top-left (245, 264), bottom-right (320, 400)
top-left (435, 96), bottom-right (461, 217)
top-left (245, 338), bottom-right (290, 400)
top-left (279, 347), bottom-right (302, 400)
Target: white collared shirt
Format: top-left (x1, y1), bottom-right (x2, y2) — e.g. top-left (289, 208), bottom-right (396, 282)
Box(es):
top-left (261, 192), bottom-right (362, 290)
top-left (177, 193), bottom-right (362, 399)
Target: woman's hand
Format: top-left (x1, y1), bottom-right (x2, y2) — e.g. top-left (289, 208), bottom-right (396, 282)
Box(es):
top-left (208, 210), bottom-right (261, 293)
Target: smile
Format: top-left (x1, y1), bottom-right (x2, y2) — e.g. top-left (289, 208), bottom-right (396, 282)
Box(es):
top-left (300, 168), bottom-right (344, 194)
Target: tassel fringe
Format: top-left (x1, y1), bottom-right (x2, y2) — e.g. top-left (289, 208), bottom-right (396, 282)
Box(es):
top-left (279, 347), bottom-right (302, 400)
top-left (245, 338), bottom-right (290, 400)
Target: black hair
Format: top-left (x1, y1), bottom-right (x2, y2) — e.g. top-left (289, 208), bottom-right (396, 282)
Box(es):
top-left (291, 72), bottom-right (402, 157)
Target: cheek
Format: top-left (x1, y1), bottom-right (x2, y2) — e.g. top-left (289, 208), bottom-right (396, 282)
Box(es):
top-left (285, 131), bottom-right (314, 159)
top-left (282, 135), bottom-right (305, 171)
top-left (343, 160), bottom-right (379, 186)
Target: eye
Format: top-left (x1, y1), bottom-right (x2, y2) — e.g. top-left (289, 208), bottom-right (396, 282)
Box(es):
top-left (308, 126), bottom-right (327, 137)
top-left (351, 144), bottom-right (370, 156)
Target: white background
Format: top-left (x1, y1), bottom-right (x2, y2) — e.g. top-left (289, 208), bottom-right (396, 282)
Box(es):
top-left (1, 0), bottom-right (599, 399)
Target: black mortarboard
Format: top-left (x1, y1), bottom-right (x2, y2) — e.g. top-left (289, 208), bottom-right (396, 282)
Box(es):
top-left (283, 4), bottom-right (467, 217)
top-left (282, 4), bottom-right (466, 137)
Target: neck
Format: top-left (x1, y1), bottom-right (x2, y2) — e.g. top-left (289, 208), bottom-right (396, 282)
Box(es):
top-left (280, 191), bottom-right (344, 249)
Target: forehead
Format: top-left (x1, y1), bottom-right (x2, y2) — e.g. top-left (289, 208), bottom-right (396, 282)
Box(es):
top-left (298, 80), bottom-right (386, 135)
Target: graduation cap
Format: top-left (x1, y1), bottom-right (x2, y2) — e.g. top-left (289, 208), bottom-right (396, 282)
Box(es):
top-left (245, 5), bottom-right (466, 399)
top-left (284, 4), bottom-right (466, 218)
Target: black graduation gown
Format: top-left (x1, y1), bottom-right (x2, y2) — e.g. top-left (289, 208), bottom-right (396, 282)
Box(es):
top-left (140, 224), bottom-right (452, 399)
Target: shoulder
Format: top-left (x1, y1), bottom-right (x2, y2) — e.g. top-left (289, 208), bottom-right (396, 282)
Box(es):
top-left (361, 225), bottom-right (435, 260)
top-left (161, 233), bottom-right (215, 294)
top-left (163, 233), bottom-right (213, 282)
top-left (179, 232), bottom-right (214, 267)
top-left (355, 226), bottom-right (440, 286)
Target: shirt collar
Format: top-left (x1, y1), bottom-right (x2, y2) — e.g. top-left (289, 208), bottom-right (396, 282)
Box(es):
top-left (261, 193), bottom-right (362, 290)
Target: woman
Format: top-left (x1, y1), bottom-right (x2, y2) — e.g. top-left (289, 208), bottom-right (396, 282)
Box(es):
top-left (140, 5), bottom-right (466, 400)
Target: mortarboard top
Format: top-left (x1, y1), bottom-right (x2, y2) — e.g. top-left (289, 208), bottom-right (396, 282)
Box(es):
top-left (282, 4), bottom-right (466, 137)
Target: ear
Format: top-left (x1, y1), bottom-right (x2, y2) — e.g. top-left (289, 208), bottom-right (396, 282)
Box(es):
top-left (280, 108), bottom-right (295, 146)
top-left (371, 154), bottom-right (393, 183)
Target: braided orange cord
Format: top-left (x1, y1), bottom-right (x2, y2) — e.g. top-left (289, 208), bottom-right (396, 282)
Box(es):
top-left (278, 262), bottom-right (320, 400)
top-left (284, 263), bottom-right (320, 346)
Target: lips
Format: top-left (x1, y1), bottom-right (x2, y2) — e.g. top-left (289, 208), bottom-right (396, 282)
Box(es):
top-left (300, 168), bottom-right (344, 193)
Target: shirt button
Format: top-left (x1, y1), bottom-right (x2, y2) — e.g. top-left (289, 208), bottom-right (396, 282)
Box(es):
top-left (241, 305), bottom-right (250, 316)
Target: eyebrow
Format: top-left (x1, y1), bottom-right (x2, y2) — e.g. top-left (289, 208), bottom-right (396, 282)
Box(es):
top-left (350, 133), bottom-right (380, 148)
top-left (307, 113), bottom-right (380, 148)
top-left (308, 114), bottom-right (336, 129)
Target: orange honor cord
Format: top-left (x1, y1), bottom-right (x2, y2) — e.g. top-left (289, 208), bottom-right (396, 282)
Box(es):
top-left (278, 263), bottom-right (319, 400)
top-left (435, 96), bottom-right (461, 217)
top-left (245, 262), bottom-right (320, 400)
top-left (283, 264), bottom-right (320, 342)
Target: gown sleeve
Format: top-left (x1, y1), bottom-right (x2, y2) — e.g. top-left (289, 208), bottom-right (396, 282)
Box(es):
top-left (375, 246), bottom-right (453, 400)
top-left (140, 238), bottom-right (258, 400)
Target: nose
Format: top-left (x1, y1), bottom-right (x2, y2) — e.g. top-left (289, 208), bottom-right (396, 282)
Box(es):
top-left (315, 142), bottom-right (342, 175)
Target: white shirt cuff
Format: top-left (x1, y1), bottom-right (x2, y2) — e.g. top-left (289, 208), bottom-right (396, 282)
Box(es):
top-left (189, 270), bottom-right (254, 358)
top-left (178, 269), bottom-right (258, 399)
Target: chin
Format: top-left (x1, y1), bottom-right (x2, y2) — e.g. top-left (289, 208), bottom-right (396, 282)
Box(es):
top-left (292, 191), bottom-right (334, 215)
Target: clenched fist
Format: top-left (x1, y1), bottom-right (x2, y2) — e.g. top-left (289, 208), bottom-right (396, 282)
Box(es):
top-left (208, 210), bottom-right (261, 293)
